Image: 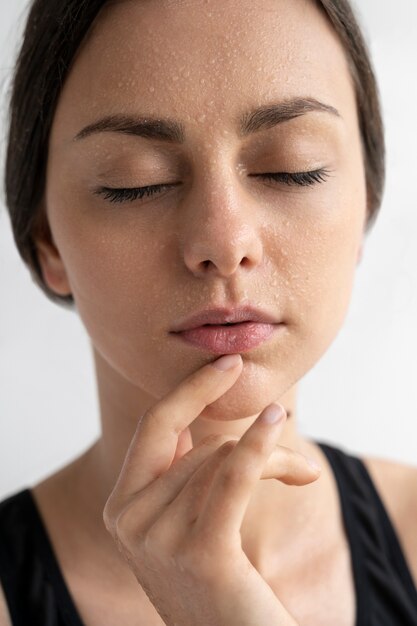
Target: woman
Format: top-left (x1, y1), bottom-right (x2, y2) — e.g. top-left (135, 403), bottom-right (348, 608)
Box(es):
top-left (0, 0), bottom-right (416, 624)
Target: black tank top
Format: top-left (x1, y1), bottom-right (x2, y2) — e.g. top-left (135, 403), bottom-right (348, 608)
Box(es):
top-left (0, 441), bottom-right (416, 625)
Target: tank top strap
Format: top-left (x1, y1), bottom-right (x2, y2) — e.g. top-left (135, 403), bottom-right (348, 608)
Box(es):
top-left (317, 440), bottom-right (417, 625)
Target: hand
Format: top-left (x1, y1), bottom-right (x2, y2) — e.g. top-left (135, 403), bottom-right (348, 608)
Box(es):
top-left (103, 354), bottom-right (320, 626)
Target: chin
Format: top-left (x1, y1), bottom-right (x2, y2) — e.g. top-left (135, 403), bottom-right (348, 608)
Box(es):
top-left (196, 371), bottom-right (289, 422)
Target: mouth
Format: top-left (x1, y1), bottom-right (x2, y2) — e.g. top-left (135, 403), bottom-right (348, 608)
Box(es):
top-left (169, 304), bottom-right (283, 353)
top-left (170, 305), bottom-right (281, 333)
top-left (171, 320), bottom-right (284, 354)
top-left (202, 322), bottom-right (239, 326)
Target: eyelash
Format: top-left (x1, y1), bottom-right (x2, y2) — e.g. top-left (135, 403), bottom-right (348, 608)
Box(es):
top-left (94, 168), bottom-right (332, 204)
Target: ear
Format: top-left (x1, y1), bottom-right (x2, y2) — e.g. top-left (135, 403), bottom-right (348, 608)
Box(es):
top-left (36, 239), bottom-right (72, 296)
top-left (34, 212), bottom-right (72, 297)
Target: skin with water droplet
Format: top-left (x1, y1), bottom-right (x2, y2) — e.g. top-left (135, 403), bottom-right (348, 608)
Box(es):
top-left (39, 2), bottom-right (366, 613)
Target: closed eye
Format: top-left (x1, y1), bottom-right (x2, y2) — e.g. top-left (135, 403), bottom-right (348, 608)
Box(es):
top-left (94, 168), bottom-right (332, 204)
top-left (254, 168), bottom-right (332, 187)
top-left (94, 183), bottom-right (176, 204)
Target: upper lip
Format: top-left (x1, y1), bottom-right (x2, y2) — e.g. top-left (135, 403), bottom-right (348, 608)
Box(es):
top-left (170, 305), bottom-right (281, 332)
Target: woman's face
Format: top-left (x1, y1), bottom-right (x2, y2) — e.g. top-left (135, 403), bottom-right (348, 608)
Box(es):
top-left (41, 0), bottom-right (366, 419)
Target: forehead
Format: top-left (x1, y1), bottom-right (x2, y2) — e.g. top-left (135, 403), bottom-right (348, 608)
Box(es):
top-left (51, 0), bottom-right (356, 144)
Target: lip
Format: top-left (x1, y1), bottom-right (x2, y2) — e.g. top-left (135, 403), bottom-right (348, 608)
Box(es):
top-left (169, 305), bottom-right (284, 354)
top-left (170, 305), bottom-right (281, 332)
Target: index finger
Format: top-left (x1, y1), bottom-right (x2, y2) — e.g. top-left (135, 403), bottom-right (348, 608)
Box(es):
top-left (113, 353), bottom-right (243, 498)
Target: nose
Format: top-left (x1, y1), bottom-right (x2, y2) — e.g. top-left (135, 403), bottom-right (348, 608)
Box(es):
top-left (179, 169), bottom-right (264, 279)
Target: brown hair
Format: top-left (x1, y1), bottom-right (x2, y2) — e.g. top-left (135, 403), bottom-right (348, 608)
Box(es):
top-left (4, 0), bottom-right (385, 308)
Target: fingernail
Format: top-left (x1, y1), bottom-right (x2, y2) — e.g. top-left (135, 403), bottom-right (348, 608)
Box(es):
top-left (260, 403), bottom-right (286, 424)
top-left (211, 354), bottom-right (241, 371)
top-left (306, 456), bottom-right (321, 472)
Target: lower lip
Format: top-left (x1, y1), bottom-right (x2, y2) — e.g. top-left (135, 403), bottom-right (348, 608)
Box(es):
top-left (171, 322), bottom-right (282, 354)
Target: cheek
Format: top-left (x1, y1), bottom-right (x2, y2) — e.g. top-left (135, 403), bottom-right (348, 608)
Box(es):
top-left (284, 185), bottom-right (365, 353)
top-left (47, 199), bottom-right (175, 374)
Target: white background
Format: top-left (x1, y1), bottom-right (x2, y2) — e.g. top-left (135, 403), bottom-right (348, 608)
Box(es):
top-left (0, 1), bottom-right (416, 500)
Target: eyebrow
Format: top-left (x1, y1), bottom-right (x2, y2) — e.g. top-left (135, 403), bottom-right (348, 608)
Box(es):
top-left (73, 97), bottom-right (341, 143)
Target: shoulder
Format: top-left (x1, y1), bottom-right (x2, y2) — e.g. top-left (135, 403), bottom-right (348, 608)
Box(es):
top-left (361, 454), bottom-right (417, 588)
top-left (0, 582), bottom-right (12, 626)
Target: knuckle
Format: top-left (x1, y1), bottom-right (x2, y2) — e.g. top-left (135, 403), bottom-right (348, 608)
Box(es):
top-left (142, 526), bottom-right (160, 557)
top-left (218, 465), bottom-right (247, 489)
top-left (248, 437), bottom-right (269, 456)
top-left (114, 501), bottom-right (146, 547)
top-left (218, 440), bottom-right (237, 454)
top-left (114, 508), bottom-right (133, 545)
top-left (142, 522), bottom-right (174, 565)
top-left (102, 495), bottom-right (121, 536)
top-left (102, 503), bottom-right (115, 534)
